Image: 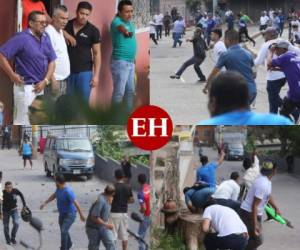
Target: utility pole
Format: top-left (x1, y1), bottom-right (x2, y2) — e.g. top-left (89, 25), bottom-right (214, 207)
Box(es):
top-left (213, 0), bottom-right (218, 14)
top-left (32, 125), bottom-right (38, 159)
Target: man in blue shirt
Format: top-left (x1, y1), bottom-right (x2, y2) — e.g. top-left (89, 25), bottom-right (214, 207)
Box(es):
top-left (204, 29), bottom-right (257, 104)
top-left (172, 16), bottom-right (185, 48)
top-left (206, 13), bottom-right (215, 46)
top-left (40, 174), bottom-right (86, 250)
top-left (199, 71), bottom-right (293, 125)
top-left (184, 152), bottom-right (224, 212)
top-left (196, 153), bottom-right (224, 187)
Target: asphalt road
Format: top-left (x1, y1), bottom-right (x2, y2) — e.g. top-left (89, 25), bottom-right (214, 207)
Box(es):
top-left (0, 148), bottom-right (148, 250)
top-left (150, 26), bottom-right (289, 124)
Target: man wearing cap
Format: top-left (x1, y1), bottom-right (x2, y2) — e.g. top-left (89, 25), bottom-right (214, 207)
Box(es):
top-left (240, 161), bottom-right (281, 250)
top-left (267, 41), bottom-right (300, 121)
top-left (255, 27), bottom-right (287, 114)
top-left (86, 185), bottom-right (116, 250)
top-left (0, 11), bottom-right (56, 125)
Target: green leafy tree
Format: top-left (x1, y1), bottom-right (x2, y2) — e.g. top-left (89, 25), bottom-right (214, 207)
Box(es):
top-left (96, 126), bottom-right (149, 165)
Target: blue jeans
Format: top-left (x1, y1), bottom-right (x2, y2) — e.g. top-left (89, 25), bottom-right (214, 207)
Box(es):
top-left (111, 59), bottom-right (135, 113)
top-left (172, 32), bottom-right (182, 47)
top-left (59, 212), bottom-right (76, 250)
top-left (266, 78), bottom-right (286, 114)
top-left (176, 56), bottom-right (206, 80)
top-left (138, 216), bottom-right (150, 250)
top-left (185, 187), bottom-right (216, 208)
top-left (86, 226), bottom-right (116, 250)
top-left (67, 71), bottom-right (93, 102)
top-left (3, 209), bottom-right (19, 243)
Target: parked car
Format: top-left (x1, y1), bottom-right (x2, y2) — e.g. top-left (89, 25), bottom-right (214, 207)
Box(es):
top-left (43, 135), bottom-right (95, 179)
top-left (224, 143), bottom-right (244, 161)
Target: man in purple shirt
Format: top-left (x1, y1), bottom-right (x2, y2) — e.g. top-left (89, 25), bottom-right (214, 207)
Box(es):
top-left (0, 11), bottom-right (56, 125)
top-left (267, 41), bottom-right (300, 121)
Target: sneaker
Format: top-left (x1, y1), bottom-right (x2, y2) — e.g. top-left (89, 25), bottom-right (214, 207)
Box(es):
top-left (6, 241), bottom-right (11, 245)
top-left (170, 75), bottom-right (180, 79)
top-left (11, 239), bottom-right (17, 244)
top-left (179, 41), bottom-right (182, 47)
top-left (198, 77), bottom-right (206, 83)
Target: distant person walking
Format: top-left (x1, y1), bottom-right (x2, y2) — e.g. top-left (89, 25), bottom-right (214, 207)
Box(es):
top-left (172, 16), bottom-right (185, 48)
top-left (163, 12), bottom-right (172, 37)
top-left (1, 125), bottom-right (11, 150)
top-left (19, 138), bottom-right (33, 169)
top-left (154, 11), bottom-right (164, 40)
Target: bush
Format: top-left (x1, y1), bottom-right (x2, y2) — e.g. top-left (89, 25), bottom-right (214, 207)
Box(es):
top-left (95, 126), bottom-right (149, 166)
top-left (151, 227), bottom-right (186, 250)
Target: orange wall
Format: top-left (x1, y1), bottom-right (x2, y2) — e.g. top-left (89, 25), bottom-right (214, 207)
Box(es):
top-left (64, 0), bottom-right (149, 108)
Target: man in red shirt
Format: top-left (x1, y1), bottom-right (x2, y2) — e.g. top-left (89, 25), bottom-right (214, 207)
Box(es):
top-left (137, 174), bottom-right (150, 250)
top-left (22, 0), bottom-right (50, 30)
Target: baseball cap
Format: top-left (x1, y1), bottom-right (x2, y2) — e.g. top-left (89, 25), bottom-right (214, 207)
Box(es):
top-left (274, 40), bottom-right (289, 49)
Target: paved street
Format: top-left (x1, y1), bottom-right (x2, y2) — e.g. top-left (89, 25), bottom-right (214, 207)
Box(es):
top-left (150, 26), bottom-right (289, 124)
top-left (0, 148), bottom-right (147, 250)
top-left (185, 146), bottom-right (300, 250)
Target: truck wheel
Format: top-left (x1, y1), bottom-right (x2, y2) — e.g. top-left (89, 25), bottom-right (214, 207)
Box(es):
top-left (86, 174), bottom-right (93, 180)
top-left (45, 163), bottom-right (51, 177)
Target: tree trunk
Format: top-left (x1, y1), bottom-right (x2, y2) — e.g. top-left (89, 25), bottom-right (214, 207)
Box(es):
top-left (178, 209), bottom-right (205, 250)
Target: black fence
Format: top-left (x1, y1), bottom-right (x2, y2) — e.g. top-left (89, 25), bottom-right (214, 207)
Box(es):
top-left (21, 125), bottom-right (98, 139)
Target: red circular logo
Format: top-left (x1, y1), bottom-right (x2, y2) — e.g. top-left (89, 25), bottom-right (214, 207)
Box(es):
top-left (127, 105), bottom-right (173, 150)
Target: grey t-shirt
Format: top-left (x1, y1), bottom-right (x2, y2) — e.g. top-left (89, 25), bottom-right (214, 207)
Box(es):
top-left (86, 194), bottom-right (110, 229)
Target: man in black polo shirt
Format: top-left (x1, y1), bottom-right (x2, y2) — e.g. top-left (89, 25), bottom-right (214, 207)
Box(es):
top-left (110, 169), bottom-right (134, 250)
top-left (65, 1), bottom-right (101, 103)
top-left (1, 182), bottom-right (26, 245)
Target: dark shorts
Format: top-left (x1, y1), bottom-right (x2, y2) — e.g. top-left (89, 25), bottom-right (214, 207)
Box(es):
top-left (23, 154), bottom-right (32, 160)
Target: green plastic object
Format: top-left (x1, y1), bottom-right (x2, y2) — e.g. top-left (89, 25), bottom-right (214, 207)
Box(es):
top-left (265, 204), bottom-right (286, 225)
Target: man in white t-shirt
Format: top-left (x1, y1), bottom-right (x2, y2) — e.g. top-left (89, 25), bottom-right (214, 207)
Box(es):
top-left (202, 200), bottom-right (248, 250)
top-left (154, 11), bottom-right (164, 40)
top-left (260, 12), bottom-right (270, 31)
top-left (46, 5), bottom-right (70, 98)
top-left (213, 172), bottom-right (241, 212)
top-left (211, 28), bottom-right (227, 71)
top-left (291, 24), bottom-right (300, 45)
top-left (240, 161), bottom-right (281, 250)
top-left (213, 172), bottom-right (240, 200)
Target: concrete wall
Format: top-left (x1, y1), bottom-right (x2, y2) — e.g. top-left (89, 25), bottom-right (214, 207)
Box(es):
top-left (94, 153), bottom-right (150, 191)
